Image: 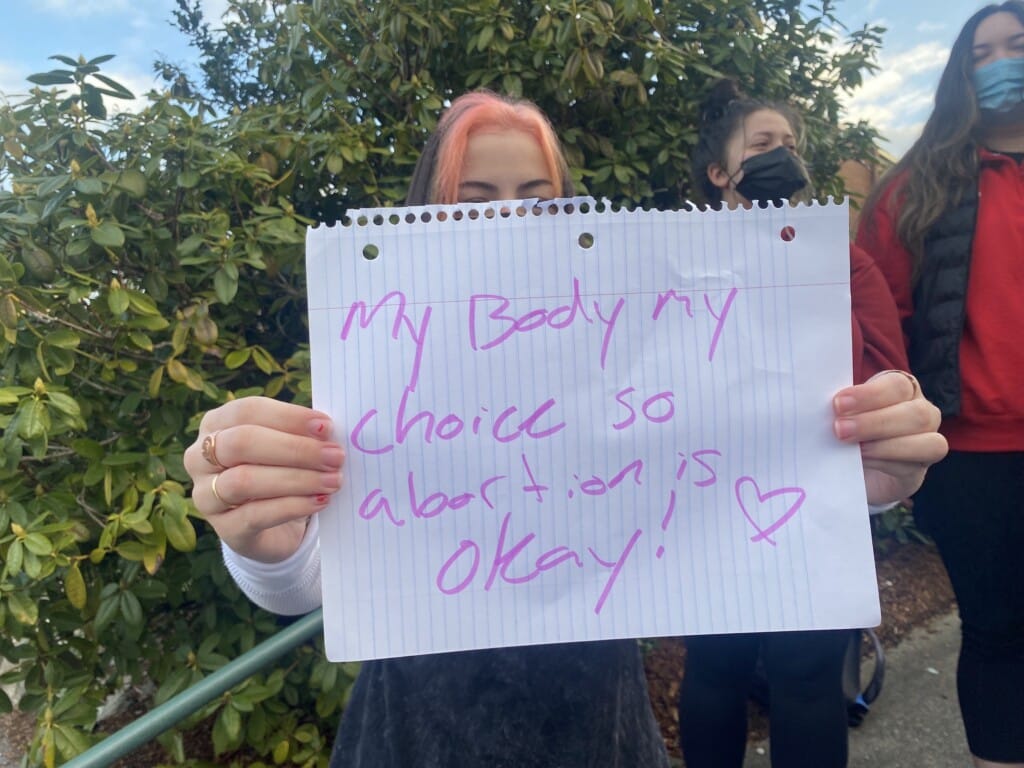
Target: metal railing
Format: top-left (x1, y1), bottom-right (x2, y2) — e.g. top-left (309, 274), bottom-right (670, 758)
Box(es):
top-left (61, 609), bottom-right (324, 768)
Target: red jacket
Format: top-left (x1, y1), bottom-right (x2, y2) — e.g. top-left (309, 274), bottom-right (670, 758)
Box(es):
top-left (856, 150), bottom-right (1024, 451)
top-left (850, 243), bottom-right (909, 383)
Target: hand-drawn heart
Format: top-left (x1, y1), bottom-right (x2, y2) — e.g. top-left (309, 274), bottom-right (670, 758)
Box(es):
top-left (734, 476), bottom-right (806, 546)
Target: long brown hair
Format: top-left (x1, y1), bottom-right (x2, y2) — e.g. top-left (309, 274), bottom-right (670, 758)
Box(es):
top-left (860, 1), bottom-right (1024, 266)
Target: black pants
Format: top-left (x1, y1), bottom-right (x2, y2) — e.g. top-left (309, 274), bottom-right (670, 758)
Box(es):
top-left (913, 450), bottom-right (1024, 763)
top-left (678, 629), bottom-right (850, 768)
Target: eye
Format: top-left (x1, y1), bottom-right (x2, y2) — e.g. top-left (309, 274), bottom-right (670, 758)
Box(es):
top-left (459, 197), bottom-right (491, 204)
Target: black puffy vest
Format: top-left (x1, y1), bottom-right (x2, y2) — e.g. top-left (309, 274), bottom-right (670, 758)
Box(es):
top-left (908, 185), bottom-right (979, 416)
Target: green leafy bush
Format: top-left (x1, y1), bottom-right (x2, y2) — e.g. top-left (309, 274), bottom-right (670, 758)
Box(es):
top-left (1, 2), bottom-right (883, 764)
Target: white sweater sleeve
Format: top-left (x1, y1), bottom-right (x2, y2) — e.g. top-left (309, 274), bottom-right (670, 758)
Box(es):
top-left (221, 516), bottom-right (323, 616)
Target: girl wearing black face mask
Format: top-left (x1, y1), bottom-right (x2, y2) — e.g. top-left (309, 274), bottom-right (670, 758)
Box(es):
top-left (676, 79), bottom-right (936, 768)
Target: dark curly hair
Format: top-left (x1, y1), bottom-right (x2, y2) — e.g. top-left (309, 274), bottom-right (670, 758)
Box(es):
top-left (691, 78), bottom-right (806, 207)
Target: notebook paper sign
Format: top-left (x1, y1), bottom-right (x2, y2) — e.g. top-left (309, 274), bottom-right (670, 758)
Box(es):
top-left (306, 199), bottom-right (878, 662)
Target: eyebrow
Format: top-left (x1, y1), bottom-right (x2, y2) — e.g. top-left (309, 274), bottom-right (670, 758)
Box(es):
top-left (458, 179), bottom-right (555, 193)
top-left (973, 32), bottom-right (1024, 52)
top-left (747, 131), bottom-right (794, 143)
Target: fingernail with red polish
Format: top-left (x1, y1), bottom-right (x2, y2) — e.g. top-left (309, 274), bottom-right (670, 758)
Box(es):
top-left (309, 418), bottom-right (331, 437)
top-left (315, 494), bottom-right (329, 505)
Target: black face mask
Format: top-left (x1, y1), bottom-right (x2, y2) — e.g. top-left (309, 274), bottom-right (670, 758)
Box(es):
top-left (732, 146), bottom-right (808, 206)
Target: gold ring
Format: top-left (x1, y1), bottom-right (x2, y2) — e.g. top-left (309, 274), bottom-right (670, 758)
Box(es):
top-left (210, 473), bottom-right (231, 508)
top-left (878, 369), bottom-right (920, 398)
top-left (201, 431), bottom-right (225, 468)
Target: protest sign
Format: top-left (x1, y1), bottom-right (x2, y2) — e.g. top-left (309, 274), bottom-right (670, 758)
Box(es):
top-left (306, 199), bottom-right (878, 661)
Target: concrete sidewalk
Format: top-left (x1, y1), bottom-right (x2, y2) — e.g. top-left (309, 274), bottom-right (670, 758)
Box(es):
top-left (743, 610), bottom-right (970, 768)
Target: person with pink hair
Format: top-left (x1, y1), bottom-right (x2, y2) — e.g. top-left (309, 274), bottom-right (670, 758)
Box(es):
top-left (185, 90), bottom-right (944, 766)
top-left (186, 90), bottom-right (670, 767)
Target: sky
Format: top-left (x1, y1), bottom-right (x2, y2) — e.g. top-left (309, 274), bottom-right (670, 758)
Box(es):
top-left (0, 0), bottom-right (998, 158)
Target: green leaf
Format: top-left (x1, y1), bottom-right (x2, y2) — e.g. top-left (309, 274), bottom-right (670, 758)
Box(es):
top-left (116, 541), bottom-right (147, 561)
top-left (101, 451), bottom-right (148, 466)
top-left (177, 233), bottom-right (205, 256)
top-left (0, 387), bottom-right (32, 405)
top-left (91, 221), bottom-right (125, 248)
top-left (48, 55), bottom-right (80, 67)
top-left (107, 284), bottom-right (129, 315)
top-left (119, 590), bottom-right (143, 627)
top-left (53, 724), bottom-right (91, 757)
top-left (44, 329), bottom-right (81, 349)
top-left (8, 591), bottom-right (39, 625)
top-left (214, 266), bottom-right (238, 304)
top-left (220, 704), bottom-right (242, 741)
top-left (65, 563), bottom-right (87, 610)
top-left (163, 508), bottom-right (197, 552)
top-left (177, 170), bottom-right (201, 188)
top-left (111, 169), bottom-right (147, 197)
top-left (127, 291), bottom-right (160, 316)
top-left (71, 438), bottom-right (103, 459)
top-left (46, 391), bottom-right (81, 419)
top-left (5, 540), bottom-right (23, 575)
top-left (128, 331), bottom-right (154, 351)
top-left (251, 346), bottom-right (282, 374)
top-left (272, 739), bottom-right (289, 764)
top-left (224, 349), bottom-right (251, 369)
top-left (74, 178), bottom-right (105, 195)
top-left (23, 533), bottom-right (53, 556)
top-left (82, 84), bottom-right (107, 119)
top-left (20, 398), bottom-right (48, 439)
top-left (27, 70), bottom-right (75, 86)
top-left (94, 595), bottom-right (119, 633)
top-left (92, 73), bottom-right (134, 99)
top-left (38, 173), bottom-right (71, 197)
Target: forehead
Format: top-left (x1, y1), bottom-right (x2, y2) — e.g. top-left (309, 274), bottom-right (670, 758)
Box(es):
top-left (461, 129), bottom-right (549, 181)
top-left (974, 11), bottom-right (1024, 46)
top-left (741, 109), bottom-right (794, 138)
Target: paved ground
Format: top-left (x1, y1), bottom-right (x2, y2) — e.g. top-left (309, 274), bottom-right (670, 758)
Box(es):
top-left (743, 610), bottom-right (970, 768)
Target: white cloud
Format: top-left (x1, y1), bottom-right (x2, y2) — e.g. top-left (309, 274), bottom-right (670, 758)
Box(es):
top-left (101, 68), bottom-right (166, 114)
top-left (200, 0), bottom-right (233, 25)
top-left (0, 60), bottom-right (29, 102)
top-left (915, 21), bottom-right (947, 33)
top-left (843, 41), bottom-right (950, 156)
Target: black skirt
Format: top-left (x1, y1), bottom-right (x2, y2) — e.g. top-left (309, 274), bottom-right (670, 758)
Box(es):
top-left (329, 639), bottom-right (670, 767)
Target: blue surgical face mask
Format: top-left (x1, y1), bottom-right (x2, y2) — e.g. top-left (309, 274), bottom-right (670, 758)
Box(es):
top-left (973, 56), bottom-right (1024, 112)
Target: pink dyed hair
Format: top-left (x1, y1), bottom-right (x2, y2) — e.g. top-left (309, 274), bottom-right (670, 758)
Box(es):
top-left (430, 91), bottom-right (569, 204)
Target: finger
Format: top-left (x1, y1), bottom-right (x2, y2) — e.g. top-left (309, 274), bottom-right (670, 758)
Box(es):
top-left (834, 396), bottom-right (940, 443)
top-left (199, 397), bottom-right (334, 439)
top-left (185, 423), bottom-right (345, 477)
top-left (833, 370), bottom-right (920, 417)
top-left (863, 467), bottom-right (928, 507)
top-left (859, 432), bottom-right (949, 467)
top-left (193, 465), bottom-right (343, 515)
top-left (206, 506), bottom-right (319, 563)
